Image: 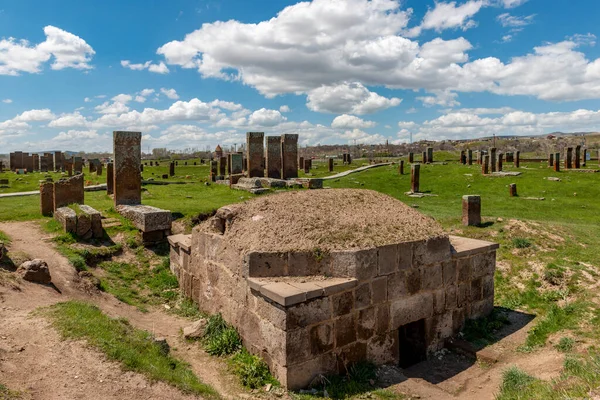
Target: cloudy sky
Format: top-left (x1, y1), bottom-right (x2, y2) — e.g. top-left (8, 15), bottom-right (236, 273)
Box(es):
top-left (1, 0), bottom-right (600, 152)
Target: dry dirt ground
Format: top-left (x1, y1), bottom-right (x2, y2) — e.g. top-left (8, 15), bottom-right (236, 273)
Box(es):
top-left (0, 221), bottom-right (566, 400)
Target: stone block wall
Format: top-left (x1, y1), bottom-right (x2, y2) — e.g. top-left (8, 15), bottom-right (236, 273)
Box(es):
top-left (172, 228), bottom-right (498, 390)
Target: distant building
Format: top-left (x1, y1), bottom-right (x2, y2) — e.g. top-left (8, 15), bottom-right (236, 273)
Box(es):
top-left (215, 144), bottom-right (223, 159)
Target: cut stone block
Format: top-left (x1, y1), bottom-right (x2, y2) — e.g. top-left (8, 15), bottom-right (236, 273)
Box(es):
top-left (116, 205), bottom-right (172, 232)
top-left (54, 207), bottom-right (77, 234)
top-left (79, 205), bottom-right (103, 238)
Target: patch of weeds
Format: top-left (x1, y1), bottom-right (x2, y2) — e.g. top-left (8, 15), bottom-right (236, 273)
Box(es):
top-left (555, 337), bottom-right (575, 353)
top-left (202, 314), bottom-right (242, 356)
top-left (0, 383), bottom-right (21, 399)
top-left (497, 367), bottom-right (538, 400)
top-left (229, 349), bottom-right (278, 389)
top-left (170, 297), bottom-right (206, 320)
top-left (96, 259), bottom-right (179, 311)
top-left (522, 303), bottom-right (585, 350)
top-left (42, 301), bottom-right (217, 398)
top-left (543, 263), bottom-right (566, 286)
top-left (0, 230), bottom-right (11, 244)
top-left (512, 237), bottom-right (532, 249)
top-left (312, 247), bottom-right (329, 263)
top-left (307, 361), bottom-right (378, 399)
top-left (126, 235), bottom-right (141, 249)
top-left (461, 308), bottom-right (510, 346)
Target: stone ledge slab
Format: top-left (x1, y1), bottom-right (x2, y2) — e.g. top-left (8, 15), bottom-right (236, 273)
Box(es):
top-left (449, 235), bottom-right (499, 258)
top-left (167, 233), bottom-right (192, 252)
top-left (117, 204), bottom-right (172, 232)
top-left (248, 277), bottom-right (357, 307)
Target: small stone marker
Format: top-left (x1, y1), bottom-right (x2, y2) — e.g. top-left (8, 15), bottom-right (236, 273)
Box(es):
top-left (210, 161), bottom-right (218, 182)
top-left (462, 195), bottom-right (481, 226)
top-left (408, 152), bottom-right (414, 163)
top-left (509, 183), bottom-right (517, 197)
top-left (219, 156), bottom-right (227, 176)
top-left (169, 161), bottom-right (175, 177)
top-left (299, 157), bottom-right (304, 171)
top-left (427, 147), bottom-right (433, 163)
top-left (460, 150), bottom-right (466, 165)
top-left (303, 158), bottom-right (311, 174)
top-left (548, 153), bottom-right (554, 167)
top-left (422, 151), bottom-right (427, 164)
top-left (328, 158), bottom-right (334, 172)
top-left (575, 145), bottom-right (581, 169)
top-left (482, 155), bottom-right (489, 175)
top-left (554, 153), bottom-right (560, 172)
top-left (514, 151), bottom-right (520, 168)
top-left (497, 153), bottom-right (503, 172)
top-left (468, 149), bottom-right (473, 165)
top-left (399, 160), bottom-right (404, 175)
top-left (411, 164), bottom-right (420, 193)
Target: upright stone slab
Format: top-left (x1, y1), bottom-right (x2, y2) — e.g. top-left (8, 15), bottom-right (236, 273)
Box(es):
top-left (113, 131), bottom-right (142, 206)
top-left (411, 164), bottom-right (420, 193)
top-left (583, 149), bottom-right (588, 167)
top-left (54, 174), bottom-right (84, 210)
top-left (347, 153), bottom-right (352, 164)
top-left (281, 134), bottom-right (299, 179)
top-left (427, 147), bottom-right (433, 163)
top-left (548, 153), bottom-right (554, 167)
top-left (40, 155), bottom-right (49, 172)
top-left (266, 136), bottom-right (282, 179)
top-left (478, 151), bottom-right (483, 165)
top-left (219, 157), bottom-right (227, 176)
top-left (169, 161), bottom-right (175, 177)
top-left (328, 158), bottom-right (334, 172)
top-left (399, 160), bottom-right (404, 175)
top-left (460, 150), bottom-right (466, 165)
top-left (229, 153), bottom-right (243, 175)
top-left (408, 153), bottom-right (414, 163)
top-left (45, 153), bottom-right (54, 171)
top-left (422, 151), bottom-right (427, 164)
top-left (66, 161), bottom-right (73, 176)
top-left (497, 153), bottom-right (503, 172)
top-left (298, 157), bottom-right (304, 171)
top-left (462, 195), bottom-right (481, 226)
top-left (74, 157), bottom-right (82, 174)
top-left (514, 151), bottom-right (520, 168)
top-left (509, 183), bottom-right (517, 197)
top-left (467, 149), bottom-right (473, 165)
top-left (482, 155), bottom-right (489, 175)
top-left (40, 182), bottom-right (55, 216)
top-left (565, 147), bottom-right (572, 169)
top-left (246, 132), bottom-right (265, 178)
top-left (303, 159), bottom-right (311, 174)
top-left (575, 145), bottom-right (581, 169)
top-left (489, 148), bottom-right (497, 173)
top-left (343, 153), bottom-right (348, 164)
top-left (54, 151), bottom-right (63, 171)
top-left (210, 161), bottom-right (218, 182)
top-left (107, 162), bottom-right (114, 195)
top-left (554, 153), bottom-right (560, 172)
top-left (97, 163), bottom-right (103, 176)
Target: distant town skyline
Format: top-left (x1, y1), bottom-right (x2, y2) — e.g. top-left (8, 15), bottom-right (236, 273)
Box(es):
top-left (2, 0), bottom-right (600, 152)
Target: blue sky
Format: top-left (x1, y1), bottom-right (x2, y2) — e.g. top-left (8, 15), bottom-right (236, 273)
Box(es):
top-left (1, 0), bottom-right (600, 152)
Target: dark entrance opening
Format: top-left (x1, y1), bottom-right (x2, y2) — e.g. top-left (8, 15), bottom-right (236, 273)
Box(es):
top-left (398, 319), bottom-right (427, 368)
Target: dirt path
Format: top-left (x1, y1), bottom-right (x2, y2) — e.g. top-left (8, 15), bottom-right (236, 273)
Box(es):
top-left (0, 221), bottom-right (244, 400)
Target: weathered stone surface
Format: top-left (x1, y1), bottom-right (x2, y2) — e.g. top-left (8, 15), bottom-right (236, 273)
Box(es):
top-left (79, 205), bottom-right (103, 238)
top-left (183, 319), bottom-right (208, 339)
top-left (106, 162), bottom-right (114, 195)
top-left (76, 213), bottom-right (92, 237)
top-left (54, 207), bottom-right (77, 234)
top-left (281, 134), bottom-right (299, 179)
top-left (54, 174), bottom-right (84, 210)
top-left (113, 131), bottom-right (142, 206)
top-left (266, 136), bottom-right (282, 179)
top-left (247, 132), bottom-right (265, 178)
top-left (462, 195), bottom-right (481, 226)
top-left (117, 204), bottom-right (172, 232)
top-left (40, 182), bottom-right (54, 216)
top-left (411, 164), bottom-right (420, 193)
top-left (17, 259), bottom-right (51, 284)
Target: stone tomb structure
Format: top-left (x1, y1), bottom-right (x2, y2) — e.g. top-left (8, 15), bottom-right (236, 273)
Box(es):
top-left (112, 131), bottom-right (172, 244)
top-left (168, 189), bottom-right (498, 389)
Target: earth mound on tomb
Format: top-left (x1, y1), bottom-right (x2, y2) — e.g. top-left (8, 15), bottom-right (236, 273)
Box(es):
top-left (198, 188), bottom-right (445, 253)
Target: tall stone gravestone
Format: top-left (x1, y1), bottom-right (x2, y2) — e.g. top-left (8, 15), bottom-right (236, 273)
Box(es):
top-left (246, 132), bottom-right (264, 178)
top-left (281, 134), bottom-right (299, 179)
top-left (113, 131), bottom-right (142, 206)
top-left (266, 136), bottom-right (282, 179)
